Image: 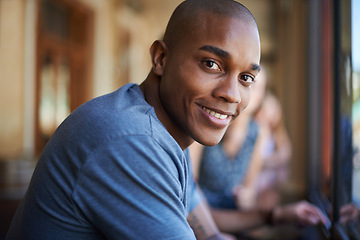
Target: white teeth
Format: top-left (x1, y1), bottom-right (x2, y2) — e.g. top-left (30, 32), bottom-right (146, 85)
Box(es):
top-left (202, 107), bottom-right (228, 120)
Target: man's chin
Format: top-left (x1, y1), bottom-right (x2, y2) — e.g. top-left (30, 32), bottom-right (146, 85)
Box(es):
top-left (193, 131), bottom-right (226, 146)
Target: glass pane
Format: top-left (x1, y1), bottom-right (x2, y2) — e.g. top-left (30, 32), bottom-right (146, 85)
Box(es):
top-left (352, 0), bottom-right (360, 206)
top-left (335, 0), bottom-right (360, 238)
top-left (338, 0), bottom-right (352, 214)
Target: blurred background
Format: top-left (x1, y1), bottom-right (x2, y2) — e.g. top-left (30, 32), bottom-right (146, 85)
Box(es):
top-left (0, 0), bottom-right (359, 239)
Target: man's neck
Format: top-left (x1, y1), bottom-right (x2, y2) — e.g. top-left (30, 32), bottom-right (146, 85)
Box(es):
top-left (140, 72), bottom-right (194, 150)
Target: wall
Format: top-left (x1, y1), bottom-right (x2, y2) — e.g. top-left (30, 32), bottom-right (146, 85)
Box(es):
top-left (277, 0), bottom-right (308, 198)
top-left (0, 0), bottom-right (26, 160)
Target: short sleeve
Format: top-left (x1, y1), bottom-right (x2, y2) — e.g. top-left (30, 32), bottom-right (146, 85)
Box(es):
top-left (184, 149), bottom-right (202, 214)
top-left (72, 135), bottom-right (196, 240)
top-left (187, 178), bottom-right (203, 214)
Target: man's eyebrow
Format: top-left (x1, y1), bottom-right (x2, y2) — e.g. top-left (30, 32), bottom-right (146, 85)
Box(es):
top-left (200, 45), bottom-right (261, 72)
top-left (199, 45), bottom-right (230, 58)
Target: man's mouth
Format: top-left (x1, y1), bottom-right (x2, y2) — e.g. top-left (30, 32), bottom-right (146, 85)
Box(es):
top-left (202, 106), bottom-right (228, 120)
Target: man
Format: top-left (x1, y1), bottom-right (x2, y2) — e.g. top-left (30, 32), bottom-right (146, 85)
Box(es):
top-left (6, 0), bottom-right (260, 239)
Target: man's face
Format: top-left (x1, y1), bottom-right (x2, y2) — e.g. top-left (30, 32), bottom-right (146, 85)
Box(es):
top-left (159, 14), bottom-right (261, 146)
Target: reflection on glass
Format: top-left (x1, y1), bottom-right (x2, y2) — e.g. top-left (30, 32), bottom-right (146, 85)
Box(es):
top-left (352, 0), bottom-right (360, 206)
top-left (337, 0), bottom-right (360, 238)
top-left (308, 1), bottom-right (360, 237)
top-left (336, 0), bottom-right (353, 227)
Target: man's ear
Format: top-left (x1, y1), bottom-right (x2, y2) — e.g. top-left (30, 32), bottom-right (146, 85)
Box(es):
top-left (150, 40), bottom-right (168, 76)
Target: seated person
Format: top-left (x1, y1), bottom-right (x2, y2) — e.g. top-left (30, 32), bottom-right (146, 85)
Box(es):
top-left (235, 90), bottom-right (292, 211)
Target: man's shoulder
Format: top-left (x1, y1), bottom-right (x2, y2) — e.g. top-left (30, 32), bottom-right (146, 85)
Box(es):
top-left (56, 83), bottom-right (175, 148)
top-left (71, 84), bottom-right (154, 134)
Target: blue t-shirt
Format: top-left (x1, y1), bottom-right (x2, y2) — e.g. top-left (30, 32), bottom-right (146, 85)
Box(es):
top-left (6, 84), bottom-right (198, 240)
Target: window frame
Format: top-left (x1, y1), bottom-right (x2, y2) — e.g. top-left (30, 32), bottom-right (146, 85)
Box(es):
top-left (307, 0), bottom-right (359, 239)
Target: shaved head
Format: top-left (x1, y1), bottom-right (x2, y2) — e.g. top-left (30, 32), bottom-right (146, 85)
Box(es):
top-left (163, 0), bottom-right (258, 49)
top-left (143, 0), bottom-right (261, 148)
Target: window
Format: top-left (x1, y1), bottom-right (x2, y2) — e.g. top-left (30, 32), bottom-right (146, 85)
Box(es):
top-left (307, 0), bottom-right (360, 239)
top-left (35, 0), bottom-right (93, 155)
top-left (351, 0), bottom-right (360, 208)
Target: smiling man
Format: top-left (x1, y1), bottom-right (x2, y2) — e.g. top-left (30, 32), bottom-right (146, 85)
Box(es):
top-left (144, 0), bottom-right (261, 149)
top-left (6, 0), bottom-right (260, 240)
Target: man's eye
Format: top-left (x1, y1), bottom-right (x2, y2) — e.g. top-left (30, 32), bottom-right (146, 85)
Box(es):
top-left (202, 60), bottom-right (221, 71)
top-left (239, 74), bottom-right (255, 83)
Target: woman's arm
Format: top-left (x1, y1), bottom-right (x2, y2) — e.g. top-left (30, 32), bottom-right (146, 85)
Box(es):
top-left (187, 198), bottom-right (236, 240)
top-left (210, 201), bottom-right (330, 233)
top-left (189, 142), bottom-right (205, 181)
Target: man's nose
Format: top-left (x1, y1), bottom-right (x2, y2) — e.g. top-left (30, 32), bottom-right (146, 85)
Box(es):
top-left (213, 75), bottom-right (241, 103)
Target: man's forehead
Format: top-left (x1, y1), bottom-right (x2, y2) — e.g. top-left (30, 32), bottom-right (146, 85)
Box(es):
top-left (194, 17), bottom-right (261, 59)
